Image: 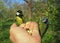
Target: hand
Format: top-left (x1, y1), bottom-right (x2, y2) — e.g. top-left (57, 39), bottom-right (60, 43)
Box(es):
top-left (10, 22), bottom-right (41, 43)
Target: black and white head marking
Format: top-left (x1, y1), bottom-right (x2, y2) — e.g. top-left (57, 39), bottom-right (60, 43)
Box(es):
top-left (16, 12), bottom-right (20, 16)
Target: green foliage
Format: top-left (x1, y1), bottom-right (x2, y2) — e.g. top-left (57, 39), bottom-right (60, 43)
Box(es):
top-left (0, 18), bottom-right (14, 43)
top-left (42, 31), bottom-right (57, 43)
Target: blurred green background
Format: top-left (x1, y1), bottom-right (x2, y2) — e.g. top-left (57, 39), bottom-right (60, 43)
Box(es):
top-left (0, 0), bottom-right (60, 43)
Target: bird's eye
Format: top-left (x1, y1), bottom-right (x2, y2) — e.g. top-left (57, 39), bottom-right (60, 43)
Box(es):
top-left (16, 12), bottom-right (20, 15)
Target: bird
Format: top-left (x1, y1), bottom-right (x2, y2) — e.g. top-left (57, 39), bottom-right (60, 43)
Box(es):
top-left (16, 10), bottom-right (23, 25)
top-left (15, 10), bottom-right (32, 35)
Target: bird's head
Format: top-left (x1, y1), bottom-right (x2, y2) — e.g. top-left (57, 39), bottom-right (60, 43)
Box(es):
top-left (16, 10), bottom-right (23, 18)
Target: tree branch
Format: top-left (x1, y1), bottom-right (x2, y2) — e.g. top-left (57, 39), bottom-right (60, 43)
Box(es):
top-left (41, 23), bottom-right (49, 38)
top-left (24, 0), bottom-right (29, 3)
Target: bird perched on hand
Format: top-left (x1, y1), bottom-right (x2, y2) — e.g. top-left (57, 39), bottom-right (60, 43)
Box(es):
top-left (16, 10), bottom-right (33, 35)
top-left (16, 10), bottom-right (23, 25)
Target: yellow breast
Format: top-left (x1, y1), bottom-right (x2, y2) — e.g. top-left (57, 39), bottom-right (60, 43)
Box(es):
top-left (16, 16), bottom-right (23, 25)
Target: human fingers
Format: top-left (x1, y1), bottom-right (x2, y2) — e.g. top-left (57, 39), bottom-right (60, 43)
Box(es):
top-left (30, 22), bottom-right (41, 40)
top-left (24, 22), bottom-right (41, 41)
top-left (24, 22), bottom-right (31, 30)
top-left (19, 23), bottom-right (25, 29)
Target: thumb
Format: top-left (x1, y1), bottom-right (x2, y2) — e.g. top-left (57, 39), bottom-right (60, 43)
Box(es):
top-left (10, 23), bottom-right (17, 33)
top-left (10, 23), bottom-right (17, 29)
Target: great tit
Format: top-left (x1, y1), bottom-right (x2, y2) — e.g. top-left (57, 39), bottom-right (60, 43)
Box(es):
top-left (16, 10), bottom-right (32, 35)
top-left (16, 10), bottom-right (23, 25)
